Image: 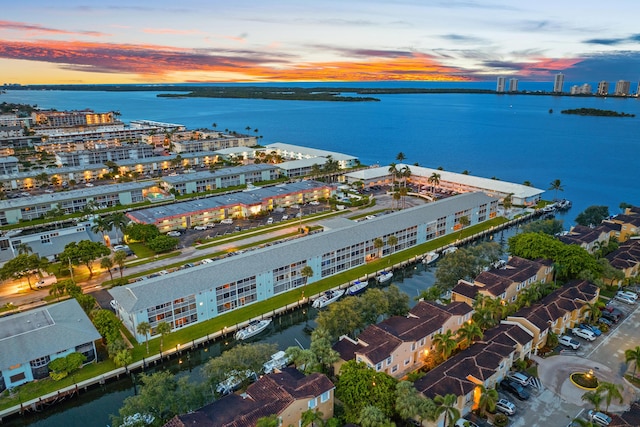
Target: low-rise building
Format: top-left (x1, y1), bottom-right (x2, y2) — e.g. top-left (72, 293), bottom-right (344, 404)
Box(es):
top-left (111, 192), bottom-right (498, 341)
top-left (55, 145), bottom-right (155, 167)
top-left (172, 134), bottom-right (257, 153)
top-left (0, 299), bottom-right (101, 392)
top-left (160, 164), bottom-right (280, 195)
top-left (605, 207), bottom-right (640, 242)
top-left (557, 224), bottom-right (611, 254)
top-left (265, 142), bottom-right (359, 169)
top-left (0, 156), bottom-right (19, 175)
top-left (163, 368), bottom-right (335, 427)
top-left (605, 240), bottom-right (640, 284)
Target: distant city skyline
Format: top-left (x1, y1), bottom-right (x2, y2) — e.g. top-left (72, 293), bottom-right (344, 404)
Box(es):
top-left (1, 0), bottom-right (640, 84)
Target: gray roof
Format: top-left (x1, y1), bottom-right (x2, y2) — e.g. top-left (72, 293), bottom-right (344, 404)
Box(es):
top-left (0, 181), bottom-right (151, 210)
top-left (161, 164), bottom-right (278, 184)
top-left (0, 299), bottom-right (101, 370)
top-left (127, 180), bottom-right (332, 223)
top-left (0, 156), bottom-right (19, 163)
top-left (111, 192), bottom-right (494, 312)
top-left (266, 142), bottom-right (357, 161)
top-left (278, 157), bottom-right (328, 170)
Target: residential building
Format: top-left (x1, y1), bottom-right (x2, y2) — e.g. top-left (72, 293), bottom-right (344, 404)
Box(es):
top-left (163, 368), bottom-right (335, 427)
top-left (557, 224), bottom-right (611, 254)
top-left (277, 157), bottom-right (331, 178)
top-left (344, 164), bottom-right (544, 206)
top-left (0, 114), bottom-right (33, 127)
top-left (614, 80), bottom-right (631, 96)
top-left (55, 144), bottom-right (155, 167)
top-left (605, 240), bottom-right (640, 284)
top-left (0, 181), bottom-right (167, 224)
top-left (508, 78), bottom-right (519, 92)
top-left (570, 84), bottom-right (592, 95)
top-left (332, 301), bottom-right (473, 379)
top-left (604, 208), bottom-right (640, 241)
top-left (553, 73), bottom-right (565, 93)
top-left (159, 164), bottom-right (280, 195)
top-left (0, 126), bottom-right (24, 138)
top-left (32, 124), bottom-right (161, 151)
top-left (0, 156), bottom-right (19, 174)
top-left (32, 109), bottom-right (116, 127)
top-left (129, 180), bottom-right (335, 231)
top-left (505, 280), bottom-right (599, 352)
top-left (110, 192), bottom-right (498, 341)
top-left (597, 81), bottom-right (610, 96)
top-left (496, 77), bottom-right (507, 93)
top-left (451, 256), bottom-right (554, 306)
top-left (0, 299), bottom-right (101, 392)
top-left (265, 143), bottom-right (359, 169)
top-left (172, 135), bottom-right (257, 153)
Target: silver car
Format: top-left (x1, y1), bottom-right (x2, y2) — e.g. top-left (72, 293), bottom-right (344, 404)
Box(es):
top-left (495, 398), bottom-right (516, 415)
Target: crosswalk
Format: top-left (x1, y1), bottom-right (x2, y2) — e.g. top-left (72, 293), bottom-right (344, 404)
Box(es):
top-left (529, 376), bottom-right (543, 390)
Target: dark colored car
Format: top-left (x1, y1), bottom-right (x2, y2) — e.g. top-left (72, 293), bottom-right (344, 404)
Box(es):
top-left (500, 379), bottom-right (530, 400)
top-left (601, 310), bottom-right (622, 323)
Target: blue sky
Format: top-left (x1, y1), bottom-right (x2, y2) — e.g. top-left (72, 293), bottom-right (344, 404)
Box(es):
top-left (1, 0), bottom-right (639, 84)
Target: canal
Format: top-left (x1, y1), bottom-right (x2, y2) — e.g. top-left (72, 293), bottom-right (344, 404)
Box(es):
top-left (6, 225), bottom-right (524, 426)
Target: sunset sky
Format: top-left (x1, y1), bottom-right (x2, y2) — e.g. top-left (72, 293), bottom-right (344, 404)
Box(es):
top-left (2, 0), bottom-right (640, 85)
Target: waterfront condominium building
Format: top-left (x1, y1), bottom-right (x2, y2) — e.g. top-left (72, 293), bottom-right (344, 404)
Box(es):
top-left (597, 81), bottom-right (609, 96)
top-left (110, 192), bottom-right (499, 342)
top-left (508, 78), bottom-right (519, 92)
top-left (614, 80), bottom-right (631, 96)
top-left (553, 73), bottom-right (565, 93)
top-left (496, 77), bottom-right (507, 93)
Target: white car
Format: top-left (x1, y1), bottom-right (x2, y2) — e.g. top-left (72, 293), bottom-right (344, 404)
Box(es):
top-left (365, 215), bottom-right (376, 220)
top-left (85, 182), bottom-right (94, 187)
top-left (167, 231), bottom-right (181, 237)
top-left (281, 215), bottom-right (289, 220)
top-left (193, 225), bottom-right (207, 230)
top-left (221, 219), bottom-right (233, 225)
top-left (454, 419), bottom-right (478, 427)
top-left (495, 398), bottom-right (516, 415)
top-left (571, 328), bottom-right (596, 341)
top-left (559, 335), bottom-right (580, 350)
top-left (44, 189), bottom-right (54, 193)
top-left (109, 300), bottom-right (117, 310)
top-left (201, 258), bottom-right (214, 264)
top-left (309, 201), bottom-right (320, 205)
top-left (267, 218), bottom-right (274, 224)
top-left (614, 292), bottom-right (637, 305)
top-left (587, 410), bottom-right (611, 426)
top-left (618, 290), bottom-right (638, 300)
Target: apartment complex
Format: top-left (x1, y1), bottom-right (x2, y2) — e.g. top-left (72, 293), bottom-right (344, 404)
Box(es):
top-left (553, 73), bottom-right (565, 93)
top-left (32, 109), bottom-right (116, 127)
top-left (496, 77), bottom-right (507, 93)
top-left (509, 78), bottom-right (518, 92)
top-left (597, 81), bottom-right (610, 95)
top-left (615, 80), bottom-right (631, 96)
top-left (160, 164), bottom-right (280, 195)
top-left (111, 192), bottom-right (498, 341)
top-left (570, 83), bottom-right (592, 95)
top-left (172, 135), bottom-right (257, 153)
top-left (55, 144), bottom-right (155, 167)
top-left (265, 143), bottom-right (359, 169)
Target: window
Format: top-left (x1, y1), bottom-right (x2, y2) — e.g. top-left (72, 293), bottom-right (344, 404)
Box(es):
top-left (320, 390), bottom-right (330, 403)
top-left (386, 356), bottom-right (392, 365)
top-left (308, 398), bottom-right (317, 409)
top-left (375, 362), bottom-right (382, 371)
top-left (404, 359), bottom-right (411, 366)
top-left (391, 365), bottom-right (398, 373)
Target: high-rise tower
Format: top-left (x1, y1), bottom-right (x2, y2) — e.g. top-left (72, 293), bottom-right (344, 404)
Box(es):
top-left (553, 73), bottom-right (565, 93)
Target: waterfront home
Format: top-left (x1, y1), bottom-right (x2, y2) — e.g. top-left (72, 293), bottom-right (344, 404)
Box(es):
top-left (605, 207), bottom-right (640, 242)
top-left (605, 240), bottom-right (640, 284)
top-left (506, 280), bottom-right (599, 352)
top-left (163, 368), bottom-right (335, 427)
top-left (159, 164), bottom-right (280, 195)
top-left (451, 256), bottom-right (554, 306)
top-left (0, 299), bottom-right (101, 392)
top-left (265, 142), bottom-right (359, 169)
top-left (558, 224), bottom-right (612, 254)
top-left (332, 301), bottom-right (473, 379)
top-left (110, 192), bottom-right (498, 343)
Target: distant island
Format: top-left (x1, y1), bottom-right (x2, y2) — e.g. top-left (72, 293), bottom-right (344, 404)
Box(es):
top-left (560, 108), bottom-right (636, 118)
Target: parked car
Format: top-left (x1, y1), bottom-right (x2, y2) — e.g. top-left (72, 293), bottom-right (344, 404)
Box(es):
top-left (507, 372), bottom-right (532, 387)
top-left (578, 323), bottom-right (602, 336)
top-left (495, 398), bottom-right (516, 415)
top-left (559, 335), bottom-right (581, 350)
top-left (618, 290), bottom-right (638, 300)
top-left (598, 317), bottom-right (613, 327)
top-left (454, 419), bottom-right (478, 427)
top-left (113, 244), bottom-right (134, 256)
top-left (221, 219), bottom-right (233, 225)
top-left (500, 379), bottom-right (530, 400)
top-left (282, 215), bottom-right (288, 220)
top-left (309, 200), bottom-right (320, 205)
top-left (167, 231), bottom-right (181, 237)
top-left (193, 225), bottom-right (207, 230)
top-left (109, 300), bottom-right (117, 310)
top-left (267, 218), bottom-right (274, 224)
top-left (614, 292), bottom-right (637, 305)
top-left (601, 311), bottom-right (621, 323)
top-left (571, 328), bottom-right (596, 341)
top-left (85, 182), bottom-right (94, 187)
top-left (587, 410), bottom-right (612, 426)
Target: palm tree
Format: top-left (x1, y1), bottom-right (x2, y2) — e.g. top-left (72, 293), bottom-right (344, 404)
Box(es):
top-left (359, 405), bottom-right (389, 427)
top-left (300, 265), bottom-right (314, 299)
top-left (399, 165), bottom-right (411, 188)
top-left (457, 215), bottom-right (470, 239)
top-left (396, 152), bottom-right (406, 163)
top-left (433, 330), bottom-right (457, 360)
top-left (113, 250), bottom-right (127, 278)
top-left (434, 393), bottom-right (460, 427)
top-left (584, 300), bottom-right (605, 324)
top-left (523, 180), bottom-right (533, 187)
top-left (502, 193), bottom-right (513, 214)
top-left (396, 381), bottom-right (422, 421)
top-left (373, 238), bottom-right (385, 259)
top-left (399, 186), bottom-right (409, 209)
top-left (49, 281), bottom-right (66, 301)
top-left (15, 242), bottom-right (32, 255)
top-left (100, 256), bottom-right (114, 281)
top-left (428, 172), bottom-right (441, 196)
top-left (156, 321), bottom-right (171, 352)
top-left (392, 191), bottom-right (401, 210)
top-left (581, 390), bottom-right (603, 412)
top-left (256, 415), bottom-right (279, 427)
top-left (625, 346), bottom-right (640, 377)
top-left (475, 385), bottom-right (498, 417)
top-left (301, 408), bottom-right (325, 427)
top-left (597, 382), bottom-right (624, 412)
top-left (137, 321), bottom-right (151, 354)
top-left (548, 179), bottom-right (564, 201)
top-left (387, 235), bottom-right (398, 253)
top-left (457, 321), bottom-right (483, 349)
top-left (388, 163), bottom-right (398, 190)
top-left (107, 212), bottom-right (128, 245)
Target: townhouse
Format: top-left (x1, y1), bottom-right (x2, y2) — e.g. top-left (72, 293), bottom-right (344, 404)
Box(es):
top-left (451, 256), bottom-right (554, 306)
top-left (159, 164), bottom-right (280, 195)
top-left (163, 368), bottom-right (335, 427)
top-left (605, 240), bottom-right (640, 284)
top-left (605, 207), bottom-right (640, 242)
top-left (332, 301), bottom-right (473, 379)
top-left (558, 224), bottom-right (612, 254)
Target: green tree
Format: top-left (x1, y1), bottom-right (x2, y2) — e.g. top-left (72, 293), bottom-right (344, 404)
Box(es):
top-left (502, 193), bottom-right (513, 213)
top-left (457, 215), bottom-right (470, 239)
top-left (316, 296), bottom-right (362, 339)
top-left (15, 242), bottom-right (32, 255)
top-left (91, 216), bottom-right (112, 245)
top-left (581, 390), bottom-right (603, 412)
top-left (0, 253), bottom-right (42, 290)
top-left (575, 205), bottom-right (610, 227)
top-left (137, 321), bottom-right (152, 354)
top-left (388, 163), bottom-right (398, 191)
top-left (49, 280), bottom-right (67, 301)
top-left (359, 288), bottom-right (389, 326)
top-left (596, 381), bottom-right (624, 412)
top-left (475, 385), bottom-right (498, 417)
top-left (625, 346), bottom-right (640, 377)
top-left (113, 250), bottom-right (127, 278)
top-left (456, 321), bottom-right (483, 349)
top-left (48, 352), bottom-right (86, 381)
top-left (107, 212), bottom-right (129, 245)
top-left (113, 349), bottom-right (133, 369)
top-left (548, 179), bottom-right (564, 200)
top-left (301, 409), bottom-right (325, 427)
top-left (434, 247), bottom-right (479, 290)
top-left (285, 346), bottom-right (318, 374)
top-left (385, 284), bottom-right (410, 317)
top-left (156, 321), bottom-right (171, 352)
top-left (374, 238), bottom-right (385, 258)
top-left (125, 223), bottom-right (160, 243)
top-left (60, 240), bottom-right (110, 276)
top-left (428, 172), bottom-right (441, 196)
top-left (434, 393), bottom-right (460, 427)
top-left (100, 256), bottom-right (114, 281)
top-left (92, 309), bottom-right (121, 343)
top-left (204, 343), bottom-right (277, 389)
top-left (147, 235), bottom-right (179, 253)
top-left (387, 235), bottom-right (398, 252)
top-left (301, 265), bottom-right (314, 298)
top-left (310, 327), bottom-right (339, 373)
top-left (336, 360), bottom-right (397, 423)
top-left (35, 171), bottom-right (49, 187)
top-left (433, 330), bottom-right (457, 360)
top-left (396, 381), bottom-right (423, 422)
top-left (520, 218), bottom-right (564, 235)
top-left (75, 293), bottom-right (97, 315)
top-left (396, 152), bottom-right (406, 163)
top-left (257, 414), bottom-right (280, 427)
top-left (359, 405), bottom-right (393, 427)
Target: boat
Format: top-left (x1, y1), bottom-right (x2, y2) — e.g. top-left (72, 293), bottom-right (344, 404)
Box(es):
top-left (541, 203), bottom-right (557, 213)
top-left (346, 280), bottom-right (368, 296)
top-left (556, 199), bottom-right (572, 210)
top-left (216, 369), bottom-right (257, 395)
top-left (234, 318), bottom-right (272, 340)
top-left (422, 251), bottom-right (439, 265)
top-left (263, 350), bottom-right (291, 374)
top-left (312, 289), bottom-right (345, 309)
top-left (442, 246), bottom-right (458, 255)
top-left (376, 271), bottom-right (393, 283)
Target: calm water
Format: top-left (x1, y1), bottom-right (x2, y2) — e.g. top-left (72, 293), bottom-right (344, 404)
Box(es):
top-left (3, 83), bottom-right (639, 224)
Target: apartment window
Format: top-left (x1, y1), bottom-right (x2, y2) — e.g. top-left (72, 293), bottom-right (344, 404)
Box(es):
top-left (375, 362), bottom-right (382, 371)
top-left (386, 356), bottom-right (392, 365)
top-left (320, 390), bottom-right (330, 403)
top-left (308, 398), bottom-right (317, 409)
top-left (404, 359), bottom-right (411, 366)
top-left (391, 365), bottom-right (398, 373)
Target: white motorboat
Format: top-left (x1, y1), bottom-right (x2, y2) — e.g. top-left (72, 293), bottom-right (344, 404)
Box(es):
top-left (312, 289), bottom-right (345, 309)
top-left (346, 280), bottom-right (368, 296)
top-left (234, 318), bottom-right (272, 340)
top-left (556, 199), bottom-right (572, 210)
top-left (541, 203), bottom-right (557, 213)
top-left (216, 369), bottom-right (257, 395)
top-left (263, 350), bottom-right (291, 374)
top-left (443, 246), bottom-right (458, 255)
top-left (376, 271), bottom-right (393, 283)
top-left (423, 251), bottom-right (439, 265)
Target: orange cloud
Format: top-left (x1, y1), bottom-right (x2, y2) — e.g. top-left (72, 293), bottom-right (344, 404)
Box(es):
top-left (0, 20), bottom-right (108, 37)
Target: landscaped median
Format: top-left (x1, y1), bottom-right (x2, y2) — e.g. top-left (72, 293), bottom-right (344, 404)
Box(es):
top-left (0, 215), bottom-right (511, 413)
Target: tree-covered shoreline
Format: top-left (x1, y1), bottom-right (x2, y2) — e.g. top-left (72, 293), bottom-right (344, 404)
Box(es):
top-left (561, 108), bottom-right (636, 117)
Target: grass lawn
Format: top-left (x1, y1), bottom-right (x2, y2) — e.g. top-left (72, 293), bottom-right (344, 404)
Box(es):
top-left (127, 242), bottom-right (156, 259)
